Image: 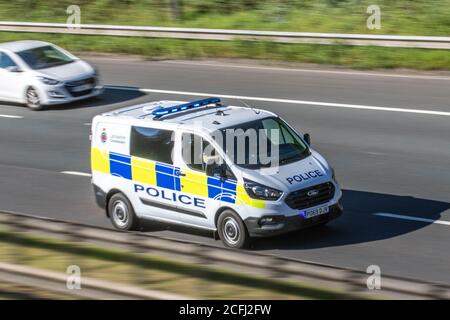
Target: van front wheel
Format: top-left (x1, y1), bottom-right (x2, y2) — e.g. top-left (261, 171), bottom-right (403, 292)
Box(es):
top-left (218, 210), bottom-right (250, 249)
top-left (108, 193), bottom-right (139, 231)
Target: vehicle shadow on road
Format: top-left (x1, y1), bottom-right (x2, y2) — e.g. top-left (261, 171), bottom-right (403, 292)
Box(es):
top-left (250, 189), bottom-right (450, 251)
top-left (44, 86), bottom-right (145, 111)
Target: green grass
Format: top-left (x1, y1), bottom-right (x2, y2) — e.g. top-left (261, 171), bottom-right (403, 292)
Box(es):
top-left (0, 31), bottom-right (449, 70)
top-left (0, 1), bottom-right (449, 70)
top-left (1, 0), bottom-right (449, 36)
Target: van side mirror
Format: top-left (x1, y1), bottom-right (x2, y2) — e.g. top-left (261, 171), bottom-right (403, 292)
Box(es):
top-left (211, 163), bottom-right (227, 179)
top-left (303, 133), bottom-right (311, 146)
top-left (202, 153), bottom-right (220, 166)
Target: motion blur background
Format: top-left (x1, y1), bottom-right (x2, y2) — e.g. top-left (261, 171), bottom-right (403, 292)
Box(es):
top-left (0, 0), bottom-right (450, 300)
top-left (0, 0), bottom-right (448, 69)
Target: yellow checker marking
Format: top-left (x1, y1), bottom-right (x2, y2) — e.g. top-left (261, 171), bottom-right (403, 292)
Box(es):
top-left (131, 156), bottom-right (157, 185)
top-left (91, 148), bottom-right (110, 174)
top-left (180, 170), bottom-right (209, 197)
top-left (236, 185), bottom-right (265, 208)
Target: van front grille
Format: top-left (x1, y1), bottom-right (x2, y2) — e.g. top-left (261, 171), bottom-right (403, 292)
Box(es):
top-left (285, 182), bottom-right (335, 210)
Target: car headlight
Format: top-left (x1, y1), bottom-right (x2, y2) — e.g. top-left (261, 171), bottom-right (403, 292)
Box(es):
top-left (244, 179), bottom-right (283, 201)
top-left (38, 77), bottom-right (60, 85)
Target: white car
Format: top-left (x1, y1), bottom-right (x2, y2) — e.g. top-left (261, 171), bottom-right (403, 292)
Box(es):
top-left (0, 40), bottom-right (103, 110)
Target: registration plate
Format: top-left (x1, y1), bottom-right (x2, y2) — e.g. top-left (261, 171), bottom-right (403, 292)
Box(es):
top-left (301, 206), bottom-right (329, 219)
top-left (71, 84), bottom-right (94, 92)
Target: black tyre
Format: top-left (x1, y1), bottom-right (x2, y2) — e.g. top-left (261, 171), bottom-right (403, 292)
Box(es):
top-left (217, 209), bottom-right (250, 249)
top-left (25, 87), bottom-right (43, 111)
top-left (108, 193), bottom-right (140, 231)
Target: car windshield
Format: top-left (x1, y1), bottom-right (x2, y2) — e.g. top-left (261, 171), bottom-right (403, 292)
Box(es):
top-left (219, 117), bottom-right (310, 169)
top-left (16, 45), bottom-right (74, 70)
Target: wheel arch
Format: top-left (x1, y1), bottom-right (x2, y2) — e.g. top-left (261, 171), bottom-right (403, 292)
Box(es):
top-left (214, 206), bottom-right (239, 228)
top-left (105, 188), bottom-right (126, 217)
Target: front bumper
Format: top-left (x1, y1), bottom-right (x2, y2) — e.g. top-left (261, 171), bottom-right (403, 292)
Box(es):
top-left (244, 202), bottom-right (343, 237)
top-left (40, 85), bottom-right (104, 105)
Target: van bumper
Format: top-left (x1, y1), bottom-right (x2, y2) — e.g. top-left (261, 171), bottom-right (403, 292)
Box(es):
top-left (93, 184), bottom-right (107, 210)
top-left (244, 202), bottom-right (343, 237)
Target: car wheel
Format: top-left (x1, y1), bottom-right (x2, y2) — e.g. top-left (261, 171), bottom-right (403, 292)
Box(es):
top-left (218, 209), bottom-right (250, 249)
top-left (25, 87), bottom-right (43, 111)
top-left (108, 193), bottom-right (140, 231)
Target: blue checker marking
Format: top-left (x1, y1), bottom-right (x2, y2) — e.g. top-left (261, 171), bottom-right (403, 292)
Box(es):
top-left (207, 177), bottom-right (237, 203)
top-left (156, 163), bottom-right (181, 191)
top-left (109, 152), bottom-right (132, 180)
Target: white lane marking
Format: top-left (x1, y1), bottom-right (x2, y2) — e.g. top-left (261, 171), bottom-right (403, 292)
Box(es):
top-left (0, 114), bottom-right (23, 119)
top-left (374, 213), bottom-right (450, 226)
top-left (61, 171), bottom-right (92, 177)
top-left (164, 61), bottom-right (450, 81)
top-left (110, 86), bottom-right (450, 117)
top-left (84, 123), bottom-right (91, 126)
top-left (362, 151), bottom-right (385, 156)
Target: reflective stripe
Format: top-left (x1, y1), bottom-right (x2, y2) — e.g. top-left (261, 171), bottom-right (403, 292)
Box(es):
top-left (155, 163), bottom-right (181, 191)
top-left (236, 185), bottom-right (265, 208)
top-left (91, 148), bottom-right (110, 174)
top-left (91, 149), bottom-right (266, 208)
top-left (131, 156), bottom-right (156, 185)
top-left (110, 152), bottom-right (132, 180)
top-left (207, 177), bottom-right (237, 204)
top-left (180, 170), bottom-right (208, 197)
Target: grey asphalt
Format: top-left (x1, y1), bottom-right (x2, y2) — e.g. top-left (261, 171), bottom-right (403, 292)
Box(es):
top-left (0, 57), bottom-right (449, 284)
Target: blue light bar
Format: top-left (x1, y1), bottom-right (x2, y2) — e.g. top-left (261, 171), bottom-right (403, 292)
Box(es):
top-left (152, 97), bottom-right (221, 118)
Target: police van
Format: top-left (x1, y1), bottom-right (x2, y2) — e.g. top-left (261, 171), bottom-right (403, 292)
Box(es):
top-left (91, 97), bottom-right (343, 248)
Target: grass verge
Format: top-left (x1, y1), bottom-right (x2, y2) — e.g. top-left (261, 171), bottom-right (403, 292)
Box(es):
top-left (0, 228), bottom-right (365, 300)
top-left (0, 31), bottom-right (449, 70)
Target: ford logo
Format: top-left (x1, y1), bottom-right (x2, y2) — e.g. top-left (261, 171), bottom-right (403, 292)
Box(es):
top-left (307, 190), bottom-right (319, 197)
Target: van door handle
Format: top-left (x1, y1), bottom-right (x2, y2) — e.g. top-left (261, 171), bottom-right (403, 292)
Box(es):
top-left (178, 172), bottom-right (186, 177)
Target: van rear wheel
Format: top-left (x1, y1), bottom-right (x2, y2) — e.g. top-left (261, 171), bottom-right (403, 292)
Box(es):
top-left (108, 193), bottom-right (139, 231)
top-left (218, 210), bottom-right (250, 249)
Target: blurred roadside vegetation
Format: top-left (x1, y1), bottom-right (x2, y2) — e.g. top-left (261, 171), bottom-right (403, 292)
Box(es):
top-left (1, 32), bottom-right (448, 70)
top-left (1, 0), bottom-right (449, 35)
top-left (0, 227), bottom-right (362, 299)
top-left (0, 1), bottom-right (448, 70)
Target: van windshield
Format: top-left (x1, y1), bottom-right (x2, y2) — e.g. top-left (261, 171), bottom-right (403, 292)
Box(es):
top-left (218, 117), bottom-right (310, 169)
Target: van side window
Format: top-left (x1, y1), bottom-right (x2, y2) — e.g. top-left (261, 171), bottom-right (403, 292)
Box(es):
top-left (131, 126), bottom-right (174, 164)
top-left (181, 133), bottom-right (212, 172)
top-left (181, 132), bottom-right (236, 180)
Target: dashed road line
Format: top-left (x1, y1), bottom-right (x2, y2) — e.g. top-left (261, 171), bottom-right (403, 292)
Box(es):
top-left (374, 213), bottom-right (450, 226)
top-left (61, 171), bottom-right (92, 177)
top-left (105, 86), bottom-right (450, 118)
top-left (0, 114), bottom-right (23, 119)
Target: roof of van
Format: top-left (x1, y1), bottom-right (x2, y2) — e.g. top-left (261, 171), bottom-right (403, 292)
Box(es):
top-left (99, 100), bottom-right (276, 131)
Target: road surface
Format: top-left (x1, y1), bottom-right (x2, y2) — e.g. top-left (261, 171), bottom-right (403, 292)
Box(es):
top-left (0, 58), bottom-right (449, 284)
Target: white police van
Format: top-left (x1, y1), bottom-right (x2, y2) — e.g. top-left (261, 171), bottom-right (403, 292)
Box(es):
top-left (91, 97), bottom-right (343, 248)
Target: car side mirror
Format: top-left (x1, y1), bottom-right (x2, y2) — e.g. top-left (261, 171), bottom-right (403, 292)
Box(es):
top-left (303, 133), bottom-right (311, 146)
top-left (6, 66), bottom-right (22, 73)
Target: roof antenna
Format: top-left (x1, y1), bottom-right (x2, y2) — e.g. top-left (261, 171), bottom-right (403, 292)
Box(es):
top-left (238, 99), bottom-right (260, 114)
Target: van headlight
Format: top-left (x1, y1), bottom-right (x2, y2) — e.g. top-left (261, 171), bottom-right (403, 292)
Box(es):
top-left (244, 179), bottom-right (283, 201)
top-left (37, 76), bottom-right (60, 85)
